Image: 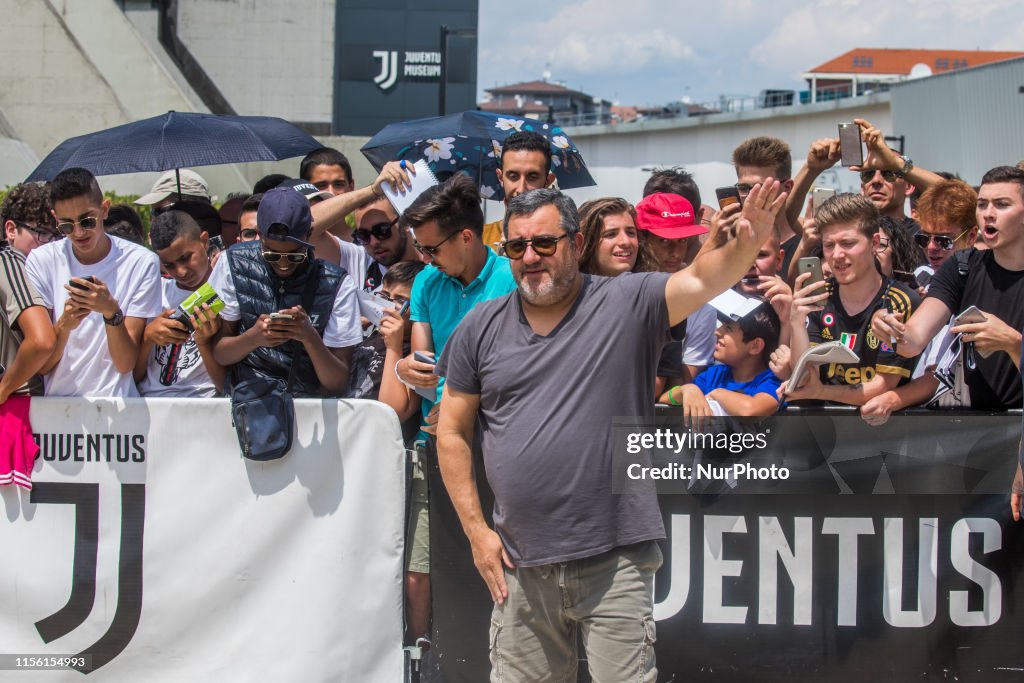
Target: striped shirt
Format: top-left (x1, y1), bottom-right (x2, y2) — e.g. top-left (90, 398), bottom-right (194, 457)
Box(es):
top-left (0, 245), bottom-right (46, 395)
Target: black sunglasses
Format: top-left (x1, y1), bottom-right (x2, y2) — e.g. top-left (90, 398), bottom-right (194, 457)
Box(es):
top-left (914, 228), bottom-right (972, 252)
top-left (413, 229), bottom-right (460, 259)
top-left (262, 250), bottom-right (308, 263)
top-left (501, 234), bottom-right (568, 260)
top-left (859, 169), bottom-right (898, 184)
top-left (55, 215), bottom-right (100, 235)
top-left (353, 218), bottom-right (398, 246)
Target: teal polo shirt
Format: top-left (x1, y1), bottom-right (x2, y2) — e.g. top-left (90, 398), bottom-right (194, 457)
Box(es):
top-left (410, 247), bottom-right (516, 413)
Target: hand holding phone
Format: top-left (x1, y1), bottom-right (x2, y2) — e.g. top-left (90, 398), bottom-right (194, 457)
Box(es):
top-left (715, 186), bottom-right (742, 210)
top-left (797, 257), bottom-right (825, 288)
top-left (68, 275), bottom-right (96, 291)
top-left (954, 305), bottom-right (986, 325)
top-left (838, 123), bottom-right (864, 167)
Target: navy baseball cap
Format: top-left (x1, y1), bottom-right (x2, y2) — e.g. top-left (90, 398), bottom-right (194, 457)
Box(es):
top-left (277, 178), bottom-right (333, 203)
top-left (257, 187), bottom-right (315, 249)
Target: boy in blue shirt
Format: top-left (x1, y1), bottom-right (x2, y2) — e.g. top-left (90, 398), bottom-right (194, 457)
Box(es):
top-left (661, 304), bottom-right (782, 418)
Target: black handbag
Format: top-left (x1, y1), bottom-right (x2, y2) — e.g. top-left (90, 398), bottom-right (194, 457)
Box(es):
top-left (228, 262), bottom-right (319, 461)
top-left (230, 375), bottom-right (295, 461)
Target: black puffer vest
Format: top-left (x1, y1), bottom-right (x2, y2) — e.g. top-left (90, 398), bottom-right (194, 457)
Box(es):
top-left (226, 241), bottom-right (346, 396)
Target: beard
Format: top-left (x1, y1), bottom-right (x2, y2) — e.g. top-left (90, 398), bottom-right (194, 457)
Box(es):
top-left (516, 259), bottom-right (579, 307)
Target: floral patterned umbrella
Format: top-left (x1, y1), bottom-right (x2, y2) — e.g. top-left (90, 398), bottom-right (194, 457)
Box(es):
top-left (360, 111), bottom-right (595, 201)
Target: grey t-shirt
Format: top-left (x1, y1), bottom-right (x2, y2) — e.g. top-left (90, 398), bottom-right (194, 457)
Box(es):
top-left (438, 272), bottom-right (671, 567)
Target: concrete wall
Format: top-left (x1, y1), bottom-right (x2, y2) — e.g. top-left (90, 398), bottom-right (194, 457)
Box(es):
top-left (562, 94), bottom-right (894, 211)
top-left (0, 0), bottom-right (247, 194)
top-left (0, 0), bottom-right (132, 165)
top-left (891, 57), bottom-right (1024, 185)
top-left (177, 0), bottom-right (335, 125)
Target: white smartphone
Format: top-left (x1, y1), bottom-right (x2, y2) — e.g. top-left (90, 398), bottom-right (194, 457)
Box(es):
top-left (413, 351), bottom-right (436, 366)
top-left (269, 312), bottom-right (294, 320)
top-left (954, 305), bottom-right (986, 325)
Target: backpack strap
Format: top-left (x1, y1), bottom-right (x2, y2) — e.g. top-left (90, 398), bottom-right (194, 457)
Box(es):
top-left (954, 249), bottom-right (971, 278)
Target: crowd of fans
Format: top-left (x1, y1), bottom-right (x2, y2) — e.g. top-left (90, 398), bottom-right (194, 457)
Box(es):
top-left (2, 120), bottom-right (1023, 646)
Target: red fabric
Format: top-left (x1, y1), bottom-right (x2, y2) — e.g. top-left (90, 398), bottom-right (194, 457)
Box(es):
top-left (0, 395), bottom-right (38, 490)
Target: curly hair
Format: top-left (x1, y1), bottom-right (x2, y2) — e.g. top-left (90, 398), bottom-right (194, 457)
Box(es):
top-left (1, 182), bottom-right (55, 229)
top-left (878, 216), bottom-right (920, 276)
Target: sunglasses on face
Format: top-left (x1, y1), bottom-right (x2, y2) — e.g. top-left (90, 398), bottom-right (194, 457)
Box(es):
top-left (55, 215), bottom-right (100, 235)
top-left (262, 250), bottom-right (308, 264)
top-left (413, 229), bottom-right (460, 259)
top-left (501, 234), bottom-right (568, 260)
top-left (353, 218), bottom-right (398, 246)
top-left (914, 227), bottom-right (973, 251)
top-left (860, 169), bottom-right (898, 184)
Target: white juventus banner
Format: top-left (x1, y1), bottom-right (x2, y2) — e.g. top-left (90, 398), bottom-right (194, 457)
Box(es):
top-left (0, 398), bottom-right (406, 681)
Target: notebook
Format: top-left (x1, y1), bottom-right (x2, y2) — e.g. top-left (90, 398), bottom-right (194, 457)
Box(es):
top-left (383, 159), bottom-right (440, 215)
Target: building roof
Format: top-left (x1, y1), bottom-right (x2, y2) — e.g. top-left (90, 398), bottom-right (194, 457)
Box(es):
top-left (805, 48), bottom-right (1024, 76)
top-left (478, 100), bottom-right (551, 115)
top-left (485, 80), bottom-right (587, 97)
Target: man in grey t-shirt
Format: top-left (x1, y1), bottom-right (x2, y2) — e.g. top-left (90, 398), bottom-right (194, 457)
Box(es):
top-left (436, 184), bottom-right (785, 682)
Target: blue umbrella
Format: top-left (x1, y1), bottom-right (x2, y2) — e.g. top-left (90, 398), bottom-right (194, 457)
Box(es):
top-left (360, 111), bottom-right (596, 202)
top-left (27, 111), bottom-right (322, 182)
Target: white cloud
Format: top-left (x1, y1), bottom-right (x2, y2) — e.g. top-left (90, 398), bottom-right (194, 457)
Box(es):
top-left (479, 0), bottom-right (1024, 105)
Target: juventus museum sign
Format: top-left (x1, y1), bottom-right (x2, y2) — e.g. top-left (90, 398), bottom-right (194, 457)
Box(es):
top-left (333, 0), bottom-right (478, 136)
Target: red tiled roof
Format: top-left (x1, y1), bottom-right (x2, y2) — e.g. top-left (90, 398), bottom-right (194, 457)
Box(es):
top-left (478, 100), bottom-right (551, 115)
top-left (485, 80), bottom-right (586, 96)
top-left (806, 48), bottom-right (1024, 75)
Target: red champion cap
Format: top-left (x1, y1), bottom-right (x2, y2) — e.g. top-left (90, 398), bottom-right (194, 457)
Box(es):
top-left (635, 193), bottom-right (708, 239)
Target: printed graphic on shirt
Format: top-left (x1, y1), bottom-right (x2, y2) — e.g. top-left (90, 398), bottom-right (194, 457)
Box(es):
top-left (154, 340), bottom-right (202, 387)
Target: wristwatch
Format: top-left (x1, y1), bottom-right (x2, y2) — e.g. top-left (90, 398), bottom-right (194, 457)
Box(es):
top-left (104, 308), bottom-right (125, 326)
top-left (894, 155), bottom-right (914, 179)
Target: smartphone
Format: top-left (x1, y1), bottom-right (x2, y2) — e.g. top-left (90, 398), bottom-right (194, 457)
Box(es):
top-left (398, 300), bottom-right (410, 316)
top-left (413, 351), bottom-right (436, 366)
top-left (913, 265), bottom-right (934, 290)
top-left (269, 312), bottom-right (294, 320)
top-left (797, 257), bottom-right (825, 288)
top-left (954, 305), bottom-right (986, 325)
top-left (68, 275), bottom-right (96, 291)
top-left (838, 123), bottom-right (863, 167)
top-left (715, 186), bottom-right (742, 210)
top-left (812, 187), bottom-right (836, 209)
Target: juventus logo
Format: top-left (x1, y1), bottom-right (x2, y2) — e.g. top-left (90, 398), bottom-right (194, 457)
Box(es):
top-left (31, 482), bottom-right (145, 674)
top-left (373, 50), bottom-right (399, 91)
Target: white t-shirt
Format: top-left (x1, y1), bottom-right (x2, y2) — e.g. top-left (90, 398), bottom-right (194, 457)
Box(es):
top-left (137, 278), bottom-right (218, 398)
top-left (208, 254), bottom-right (362, 348)
top-left (25, 235), bottom-right (162, 397)
top-left (335, 236), bottom-right (372, 291)
top-left (683, 303), bottom-right (717, 368)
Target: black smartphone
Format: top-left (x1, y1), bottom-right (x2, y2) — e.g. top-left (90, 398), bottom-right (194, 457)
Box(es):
top-left (68, 275), bottom-right (96, 291)
top-left (838, 123), bottom-right (863, 167)
top-left (398, 300), bottom-right (410, 316)
top-left (715, 186), bottom-right (742, 210)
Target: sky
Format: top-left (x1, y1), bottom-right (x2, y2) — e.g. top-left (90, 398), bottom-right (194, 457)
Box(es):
top-left (476, 0), bottom-right (1024, 108)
